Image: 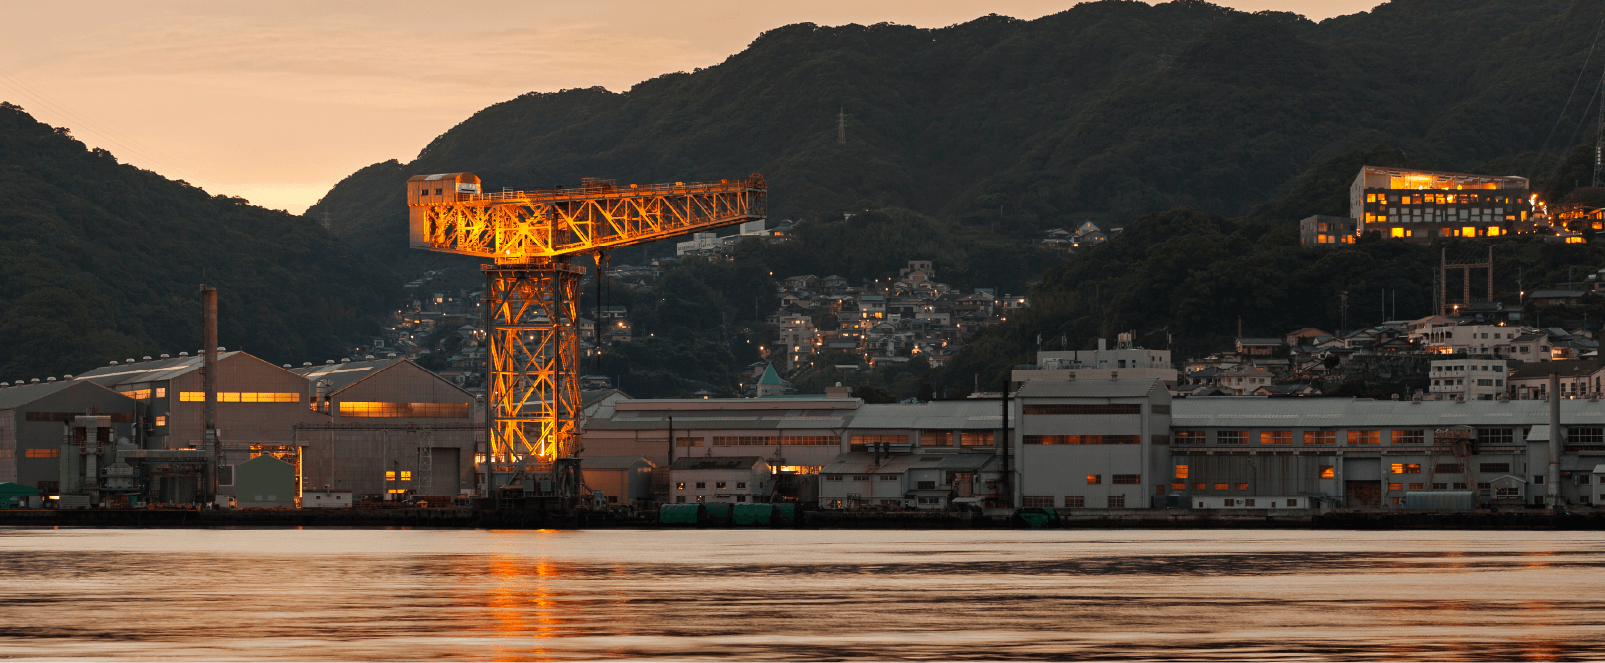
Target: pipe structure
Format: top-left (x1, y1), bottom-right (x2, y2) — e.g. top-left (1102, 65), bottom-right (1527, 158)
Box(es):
top-left (1548, 372), bottom-right (1561, 508)
top-left (202, 285), bottom-right (218, 501)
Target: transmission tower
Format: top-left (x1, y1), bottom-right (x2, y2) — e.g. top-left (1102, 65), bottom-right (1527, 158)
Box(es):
top-left (408, 173), bottom-right (766, 491)
top-left (838, 107), bottom-right (846, 145)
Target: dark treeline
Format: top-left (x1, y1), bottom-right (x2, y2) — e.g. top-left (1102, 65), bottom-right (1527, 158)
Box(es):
top-left (0, 104), bottom-right (396, 379)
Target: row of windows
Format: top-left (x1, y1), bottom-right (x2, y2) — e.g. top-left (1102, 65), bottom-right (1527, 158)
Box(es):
top-left (1365, 192), bottom-right (1515, 205)
top-left (1084, 474), bottom-right (1139, 484)
top-left (179, 391), bottom-right (300, 403)
top-left (24, 448), bottom-right (59, 458)
top-left (676, 481), bottom-right (749, 490)
top-left (1024, 435), bottom-right (1141, 445)
top-left (1174, 463), bottom-right (1508, 483)
top-left (1022, 404), bottom-right (1142, 415)
top-left (385, 471), bottom-right (413, 481)
top-left (1173, 428), bottom-right (1526, 445)
top-left (338, 402), bottom-right (470, 418)
top-left (1023, 495), bottom-right (1125, 508)
top-left (711, 436), bottom-right (837, 446)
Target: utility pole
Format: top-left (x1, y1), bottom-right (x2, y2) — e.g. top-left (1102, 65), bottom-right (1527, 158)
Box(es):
top-left (837, 107), bottom-right (846, 145)
top-left (1340, 291), bottom-right (1349, 337)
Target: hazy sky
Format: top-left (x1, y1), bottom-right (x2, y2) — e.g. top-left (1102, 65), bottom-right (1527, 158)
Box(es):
top-left (1, 0), bottom-right (1381, 213)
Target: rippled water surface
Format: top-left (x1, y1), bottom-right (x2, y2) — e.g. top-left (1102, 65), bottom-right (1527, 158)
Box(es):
top-left (1, 528), bottom-right (1603, 660)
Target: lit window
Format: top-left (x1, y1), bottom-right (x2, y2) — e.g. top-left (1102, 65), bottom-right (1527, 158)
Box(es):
top-left (385, 471), bottom-right (396, 481)
top-left (1086, 474), bottom-right (1101, 485)
top-left (1213, 483), bottom-right (1229, 490)
top-left (1258, 430), bottom-right (1293, 445)
top-left (1234, 483), bottom-right (1249, 490)
top-left (400, 471), bottom-right (412, 481)
top-left (1388, 483), bottom-right (1404, 491)
top-left (155, 416), bottom-right (167, 427)
top-left (338, 402), bottom-right (470, 418)
top-left (1319, 465), bottom-right (1334, 479)
top-left (1174, 464), bottom-right (1189, 479)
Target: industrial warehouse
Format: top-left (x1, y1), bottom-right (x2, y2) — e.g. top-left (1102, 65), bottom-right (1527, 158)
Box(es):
top-left (0, 349), bottom-right (477, 509)
top-left (9, 354), bottom-right (1604, 515)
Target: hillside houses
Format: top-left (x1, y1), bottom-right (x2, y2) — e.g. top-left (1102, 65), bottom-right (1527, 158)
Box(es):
top-left (768, 260), bottom-right (1022, 374)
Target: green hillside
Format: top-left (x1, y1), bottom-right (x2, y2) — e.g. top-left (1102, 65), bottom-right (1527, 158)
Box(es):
top-left (311, 0), bottom-right (1600, 274)
top-left (0, 103), bottom-right (397, 379)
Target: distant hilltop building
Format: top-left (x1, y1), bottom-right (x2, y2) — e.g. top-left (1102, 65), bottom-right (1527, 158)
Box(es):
top-left (1350, 166), bottom-right (1530, 241)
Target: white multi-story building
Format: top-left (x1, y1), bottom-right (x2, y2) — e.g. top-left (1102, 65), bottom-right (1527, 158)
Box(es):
top-left (1011, 335), bottom-right (1176, 388)
top-left (1429, 358), bottom-right (1508, 400)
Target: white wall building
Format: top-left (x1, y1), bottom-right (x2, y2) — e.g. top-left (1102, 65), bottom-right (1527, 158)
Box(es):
top-left (1429, 358), bottom-right (1509, 400)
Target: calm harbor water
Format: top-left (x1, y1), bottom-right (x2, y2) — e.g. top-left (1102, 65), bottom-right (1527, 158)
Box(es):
top-left (0, 528), bottom-right (1602, 661)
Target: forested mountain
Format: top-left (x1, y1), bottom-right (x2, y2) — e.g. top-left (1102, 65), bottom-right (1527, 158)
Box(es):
top-left (0, 103), bottom-right (396, 379)
top-left (311, 0), bottom-right (1600, 274)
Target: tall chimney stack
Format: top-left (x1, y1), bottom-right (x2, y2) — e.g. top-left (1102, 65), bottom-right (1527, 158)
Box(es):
top-left (202, 285), bottom-right (219, 500)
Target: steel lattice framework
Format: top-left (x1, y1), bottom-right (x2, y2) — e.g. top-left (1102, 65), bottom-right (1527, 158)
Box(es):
top-left (407, 173), bottom-right (766, 481)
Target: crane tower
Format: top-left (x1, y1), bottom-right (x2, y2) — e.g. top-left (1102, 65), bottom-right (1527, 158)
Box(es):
top-left (407, 173), bottom-right (767, 490)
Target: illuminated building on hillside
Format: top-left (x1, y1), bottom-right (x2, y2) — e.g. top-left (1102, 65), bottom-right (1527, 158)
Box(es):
top-left (1350, 166), bottom-right (1530, 241)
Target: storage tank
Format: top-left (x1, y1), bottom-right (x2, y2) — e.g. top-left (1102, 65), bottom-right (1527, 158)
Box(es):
top-left (732, 503), bottom-right (774, 527)
top-left (657, 503), bottom-right (705, 525)
top-left (1402, 491), bottom-right (1477, 510)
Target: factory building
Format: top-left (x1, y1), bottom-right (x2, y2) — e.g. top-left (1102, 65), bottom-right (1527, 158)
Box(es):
top-left (585, 378), bottom-right (1605, 510)
top-left (7, 351), bottom-right (480, 507)
top-left (580, 396), bottom-right (1016, 509)
top-left (292, 357), bottom-right (478, 501)
top-left (1350, 166), bottom-right (1530, 241)
top-left (0, 380), bottom-right (139, 499)
top-left (1010, 380), bottom-right (1171, 510)
top-left (77, 351), bottom-right (309, 451)
top-left (1166, 396), bottom-right (1597, 508)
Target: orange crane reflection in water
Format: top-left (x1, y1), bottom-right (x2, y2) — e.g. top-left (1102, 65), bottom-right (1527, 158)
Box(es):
top-left (407, 173), bottom-right (767, 486)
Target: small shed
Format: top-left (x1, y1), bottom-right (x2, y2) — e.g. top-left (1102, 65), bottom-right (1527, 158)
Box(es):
top-left (1488, 475), bottom-right (1527, 506)
top-left (237, 455), bottom-right (297, 508)
top-left (1592, 465), bottom-right (1605, 505)
top-left (580, 455), bottom-right (656, 508)
top-left (0, 482), bottom-right (38, 508)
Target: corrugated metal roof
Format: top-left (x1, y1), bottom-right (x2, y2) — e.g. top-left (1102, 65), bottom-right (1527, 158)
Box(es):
top-left (291, 358), bottom-right (404, 393)
top-left (77, 353), bottom-right (241, 386)
top-left (821, 453), bottom-right (939, 474)
top-left (579, 455), bottom-right (654, 470)
top-left (670, 456), bottom-right (765, 470)
top-left (1171, 397), bottom-right (1605, 428)
top-left (586, 408), bottom-right (848, 431)
top-left (1016, 379), bottom-right (1161, 399)
top-left (848, 401), bottom-right (1008, 429)
top-left (0, 380), bottom-right (109, 410)
top-left (936, 453), bottom-right (998, 471)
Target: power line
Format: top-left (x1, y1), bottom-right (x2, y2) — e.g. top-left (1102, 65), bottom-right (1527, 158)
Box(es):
top-left (1530, 13), bottom-right (1605, 180)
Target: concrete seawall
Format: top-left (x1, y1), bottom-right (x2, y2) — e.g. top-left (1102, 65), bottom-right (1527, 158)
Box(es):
top-left (2, 508), bottom-right (1603, 530)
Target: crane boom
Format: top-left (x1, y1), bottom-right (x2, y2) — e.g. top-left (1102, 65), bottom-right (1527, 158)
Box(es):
top-left (406, 171), bottom-right (767, 497)
top-left (409, 173), bottom-right (767, 261)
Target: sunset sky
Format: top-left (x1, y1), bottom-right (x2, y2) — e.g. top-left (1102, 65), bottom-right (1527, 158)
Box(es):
top-left (1, 0), bottom-right (1382, 214)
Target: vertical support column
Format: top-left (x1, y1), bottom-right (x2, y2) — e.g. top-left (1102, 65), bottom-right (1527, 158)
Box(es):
top-left (1548, 372), bottom-right (1561, 508)
top-left (484, 259), bottom-right (584, 487)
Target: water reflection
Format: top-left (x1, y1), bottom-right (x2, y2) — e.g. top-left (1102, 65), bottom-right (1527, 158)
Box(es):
top-left (0, 529), bottom-right (1601, 660)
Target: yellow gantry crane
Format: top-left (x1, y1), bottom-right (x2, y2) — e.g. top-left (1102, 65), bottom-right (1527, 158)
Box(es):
top-left (407, 172), bottom-right (767, 488)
